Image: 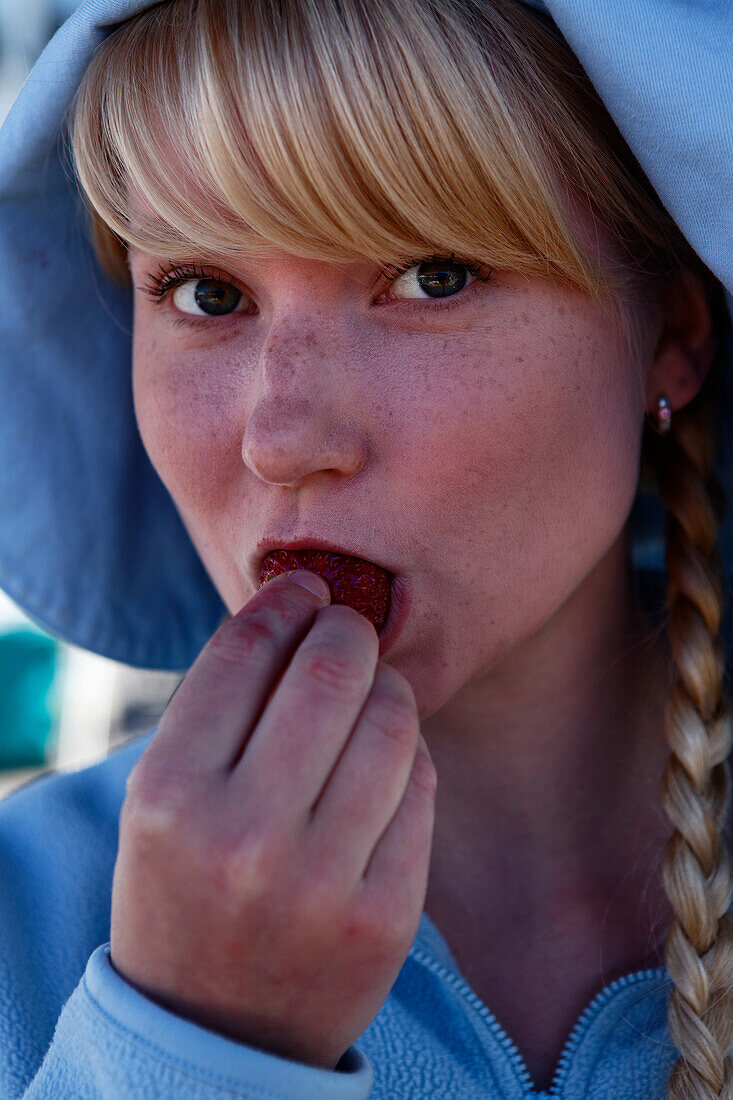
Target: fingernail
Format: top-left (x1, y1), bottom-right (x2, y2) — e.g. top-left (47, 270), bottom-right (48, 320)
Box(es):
top-left (288, 570), bottom-right (331, 601)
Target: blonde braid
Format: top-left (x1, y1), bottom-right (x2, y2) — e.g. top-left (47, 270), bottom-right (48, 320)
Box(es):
top-left (647, 375), bottom-right (733, 1097)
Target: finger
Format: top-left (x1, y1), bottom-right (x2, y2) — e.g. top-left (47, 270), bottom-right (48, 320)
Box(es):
top-left (359, 732), bottom-right (437, 907)
top-left (135, 571), bottom-right (331, 785)
top-left (227, 603), bottom-right (379, 821)
top-left (304, 663), bottom-right (422, 886)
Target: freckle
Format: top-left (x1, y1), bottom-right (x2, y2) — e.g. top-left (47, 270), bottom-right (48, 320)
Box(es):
top-left (520, 313), bottom-right (529, 324)
top-left (559, 306), bottom-right (565, 316)
top-left (515, 357), bottom-right (524, 364)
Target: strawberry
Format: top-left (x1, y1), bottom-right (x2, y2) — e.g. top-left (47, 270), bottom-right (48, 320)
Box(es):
top-left (259, 549), bottom-right (392, 634)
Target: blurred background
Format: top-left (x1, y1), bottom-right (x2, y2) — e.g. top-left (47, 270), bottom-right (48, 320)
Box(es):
top-left (0, 0), bottom-right (74, 118)
top-left (0, 0), bottom-right (184, 799)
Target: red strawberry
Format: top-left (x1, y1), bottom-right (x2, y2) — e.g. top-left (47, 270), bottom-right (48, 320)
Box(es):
top-left (259, 549), bottom-right (392, 634)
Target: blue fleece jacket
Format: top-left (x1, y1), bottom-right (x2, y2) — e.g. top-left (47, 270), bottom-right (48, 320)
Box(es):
top-left (0, 727), bottom-right (680, 1099)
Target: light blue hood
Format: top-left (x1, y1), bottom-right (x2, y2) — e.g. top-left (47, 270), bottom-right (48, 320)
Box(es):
top-left (0, 0), bottom-right (731, 670)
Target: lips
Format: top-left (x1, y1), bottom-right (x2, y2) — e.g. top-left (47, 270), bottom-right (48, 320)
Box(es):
top-left (259, 548), bottom-right (392, 634)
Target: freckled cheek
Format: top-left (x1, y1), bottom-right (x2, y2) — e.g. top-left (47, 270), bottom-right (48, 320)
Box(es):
top-left (422, 353), bottom-right (640, 572)
top-left (132, 354), bottom-right (239, 507)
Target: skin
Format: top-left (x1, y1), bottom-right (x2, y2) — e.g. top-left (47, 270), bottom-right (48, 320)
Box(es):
top-left (127, 195), bottom-right (717, 1090)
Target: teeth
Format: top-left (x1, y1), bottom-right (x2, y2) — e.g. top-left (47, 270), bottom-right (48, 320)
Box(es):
top-left (259, 548), bottom-right (392, 633)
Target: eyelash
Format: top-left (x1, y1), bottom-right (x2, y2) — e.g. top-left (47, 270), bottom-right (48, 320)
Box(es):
top-left (137, 252), bottom-right (494, 327)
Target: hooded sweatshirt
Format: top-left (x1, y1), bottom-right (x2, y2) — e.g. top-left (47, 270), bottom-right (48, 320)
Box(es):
top-left (0, 0), bottom-right (731, 1096)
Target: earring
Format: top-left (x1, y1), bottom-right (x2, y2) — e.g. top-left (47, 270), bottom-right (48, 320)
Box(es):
top-left (651, 393), bottom-right (672, 435)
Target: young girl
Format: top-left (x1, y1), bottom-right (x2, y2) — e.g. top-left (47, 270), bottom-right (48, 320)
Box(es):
top-left (0, 0), bottom-right (732, 1096)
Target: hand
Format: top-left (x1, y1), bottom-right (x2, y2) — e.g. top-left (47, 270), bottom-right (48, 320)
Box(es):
top-left (110, 569), bottom-right (437, 1069)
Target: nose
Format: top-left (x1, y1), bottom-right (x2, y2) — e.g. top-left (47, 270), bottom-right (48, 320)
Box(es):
top-left (241, 321), bottom-right (367, 487)
top-left (242, 395), bottom-right (365, 486)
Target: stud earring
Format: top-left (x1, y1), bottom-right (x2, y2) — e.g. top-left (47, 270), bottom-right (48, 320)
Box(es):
top-left (651, 393), bottom-right (672, 435)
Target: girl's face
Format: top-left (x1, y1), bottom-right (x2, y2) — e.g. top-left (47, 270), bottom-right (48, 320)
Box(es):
top-left (129, 204), bottom-right (655, 722)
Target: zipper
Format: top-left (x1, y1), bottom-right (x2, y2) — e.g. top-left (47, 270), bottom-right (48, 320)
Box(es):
top-left (407, 943), bottom-right (668, 1097)
top-left (408, 945), bottom-right (535, 1093)
top-left (543, 967), bottom-right (669, 1095)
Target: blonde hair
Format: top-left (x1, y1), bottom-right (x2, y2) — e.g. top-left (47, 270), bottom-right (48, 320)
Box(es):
top-left (67, 0), bottom-right (733, 1093)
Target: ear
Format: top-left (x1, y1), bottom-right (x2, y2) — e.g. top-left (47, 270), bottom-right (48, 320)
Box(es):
top-left (645, 269), bottom-right (717, 417)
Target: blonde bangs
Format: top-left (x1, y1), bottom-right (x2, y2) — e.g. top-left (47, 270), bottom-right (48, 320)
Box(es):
top-left (66, 0), bottom-right (682, 304)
